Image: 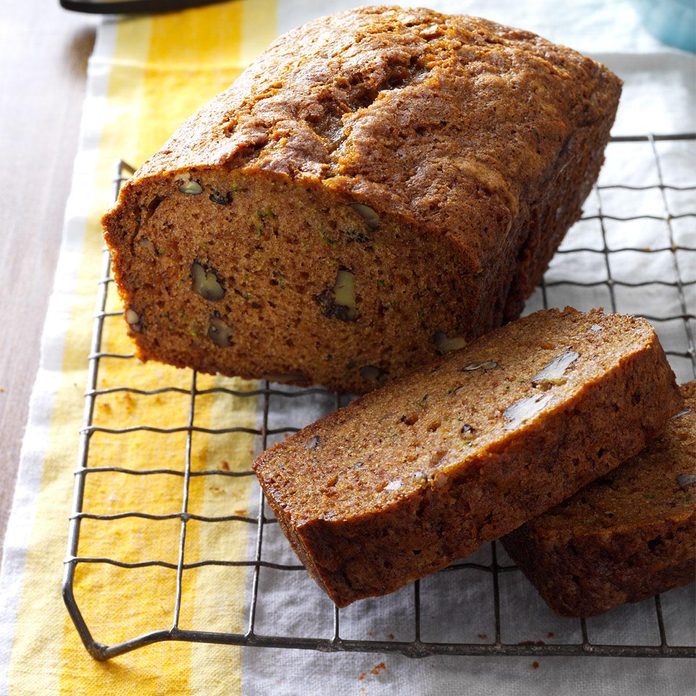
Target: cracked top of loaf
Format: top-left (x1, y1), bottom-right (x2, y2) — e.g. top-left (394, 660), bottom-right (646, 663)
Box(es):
top-left (134, 5), bottom-right (621, 262)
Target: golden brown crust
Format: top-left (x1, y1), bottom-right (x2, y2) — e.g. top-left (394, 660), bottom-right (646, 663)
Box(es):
top-left (253, 309), bottom-right (681, 606)
top-left (502, 382), bottom-right (696, 617)
top-left (135, 6), bottom-right (620, 244)
top-left (102, 7), bottom-right (622, 393)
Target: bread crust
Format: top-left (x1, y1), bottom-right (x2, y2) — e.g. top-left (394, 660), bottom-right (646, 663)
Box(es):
top-left (503, 382), bottom-right (696, 617)
top-left (253, 309), bottom-right (681, 606)
top-left (102, 7), bottom-right (622, 392)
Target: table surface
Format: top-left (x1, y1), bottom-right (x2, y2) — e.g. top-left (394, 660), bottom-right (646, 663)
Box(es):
top-left (0, 2), bottom-right (94, 548)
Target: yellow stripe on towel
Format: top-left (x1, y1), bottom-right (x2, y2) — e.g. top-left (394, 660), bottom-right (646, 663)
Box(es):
top-left (5, 2), bottom-right (276, 694)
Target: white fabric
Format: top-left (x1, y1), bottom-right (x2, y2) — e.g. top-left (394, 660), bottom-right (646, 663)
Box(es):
top-left (243, 1), bottom-right (696, 694)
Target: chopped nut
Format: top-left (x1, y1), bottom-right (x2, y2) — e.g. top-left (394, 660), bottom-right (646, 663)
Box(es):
top-left (179, 180), bottom-right (203, 195)
top-left (532, 350), bottom-right (579, 388)
top-left (208, 315), bottom-right (232, 347)
top-left (209, 189), bottom-right (233, 205)
top-left (385, 480), bottom-right (403, 491)
top-left (125, 308), bottom-right (141, 332)
top-left (677, 474), bottom-right (696, 490)
top-left (504, 393), bottom-right (554, 431)
top-left (191, 261), bottom-right (225, 301)
top-left (434, 332), bottom-right (467, 354)
top-left (334, 269), bottom-right (356, 312)
top-left (462, 360), bottom-right (498, 372)
top-left (305, 435), bottom-right (321, 450)
top-left (350, 202), bottom-right (380, 230)
top-left (360, 365), bottom-right (387, 383)
top-left (316, 269), bottom-right (357, 321)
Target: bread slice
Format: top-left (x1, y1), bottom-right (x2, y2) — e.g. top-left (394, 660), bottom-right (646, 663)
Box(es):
top-left (502, 381), bottom-right (696, 617)
top-left (253, 308), bottom-right (681, 606)
top-left (101, 7), bottom-right (621, 393)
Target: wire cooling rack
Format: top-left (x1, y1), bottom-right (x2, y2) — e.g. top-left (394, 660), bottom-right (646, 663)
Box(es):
top-left (63, 133), bottom-right (696, 661)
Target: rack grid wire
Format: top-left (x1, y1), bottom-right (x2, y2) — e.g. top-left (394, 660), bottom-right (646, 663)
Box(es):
top-left (63, 133), bottom-right (696, 661)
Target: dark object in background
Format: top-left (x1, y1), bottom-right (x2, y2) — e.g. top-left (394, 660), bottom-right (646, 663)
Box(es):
top-left (631, 0), bottom-right (696, 53)
top-left (60, 0), bottom-right (225, 14)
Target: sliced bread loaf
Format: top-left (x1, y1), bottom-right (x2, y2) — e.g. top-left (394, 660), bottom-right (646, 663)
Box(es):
top-left (253, 308), bottom-right (681, 606)
top-left (502, 381), bottom-right (696, 617)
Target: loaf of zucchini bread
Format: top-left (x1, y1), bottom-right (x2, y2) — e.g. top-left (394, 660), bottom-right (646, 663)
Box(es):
top-left (102, 6), bottom-right (621, 393)
top-left (253, 309), bottom-right (680, 606)
top-left (503, 381), bottom-right (696, 617)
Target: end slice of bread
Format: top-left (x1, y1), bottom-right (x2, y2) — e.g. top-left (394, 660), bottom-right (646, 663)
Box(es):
top-left (502, 381), bottom-right (696, 617)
